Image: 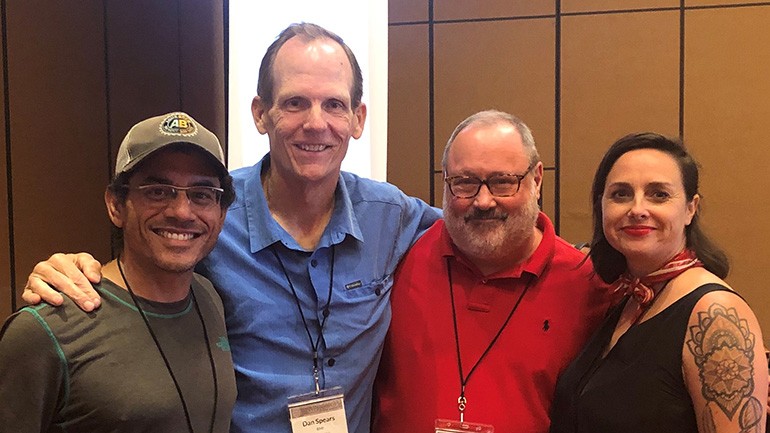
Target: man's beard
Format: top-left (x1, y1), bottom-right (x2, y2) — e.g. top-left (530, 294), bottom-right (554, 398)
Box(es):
top-left (444, 192), bottom-right (540, 262)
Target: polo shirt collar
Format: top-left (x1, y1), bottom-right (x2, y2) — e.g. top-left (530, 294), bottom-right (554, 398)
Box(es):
top-left (440, 212), bottom-right (556, 280)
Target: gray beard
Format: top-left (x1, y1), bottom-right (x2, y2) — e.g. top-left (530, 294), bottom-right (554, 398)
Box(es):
top-left (444, 193), bottom-right (540, 263)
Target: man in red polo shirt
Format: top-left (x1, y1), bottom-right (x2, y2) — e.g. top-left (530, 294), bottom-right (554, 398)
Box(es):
top-left (373, 110), bottom-right (613, 433)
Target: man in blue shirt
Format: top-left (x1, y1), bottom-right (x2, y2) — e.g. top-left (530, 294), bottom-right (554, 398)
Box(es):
top-left (23, 23), bottom-right (440, 433)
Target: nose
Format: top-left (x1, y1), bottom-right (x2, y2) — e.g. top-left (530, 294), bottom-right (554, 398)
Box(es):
top-left (473, 184), bottom-right (497, 210)
top-left (627, 196), bottom-right (649, 219)
top-left (163, 191), bottom-right (196, 220)
top-left (303, 104), bottom-right (326, 131)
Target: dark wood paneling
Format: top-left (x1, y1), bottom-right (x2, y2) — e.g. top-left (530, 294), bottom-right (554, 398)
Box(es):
top-left (387, 24), bottom-right (431, 203)
top-left (105, 0), bottom-right (183, 166)
top-left (179, 0), bottom-right (226, 146)
top-left (0, 4), bottom-right (10, 317)
top-left (7, 0), bottom-right (111, 302)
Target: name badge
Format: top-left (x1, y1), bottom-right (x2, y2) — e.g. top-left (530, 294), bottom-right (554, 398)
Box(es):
top-left (435, 419), bottom-right (494, 433)
top-left (288, 387), bottom-right (349, 433)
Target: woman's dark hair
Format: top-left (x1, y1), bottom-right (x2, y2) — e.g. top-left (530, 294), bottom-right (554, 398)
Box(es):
top-left (589, 132), bottom-right (729, 283)
top-left (105, 144), bottom-right (236, 255)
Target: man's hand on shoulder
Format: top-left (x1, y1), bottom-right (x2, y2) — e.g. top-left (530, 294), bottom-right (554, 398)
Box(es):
top-left (22, 253), bottom-right (103, 312)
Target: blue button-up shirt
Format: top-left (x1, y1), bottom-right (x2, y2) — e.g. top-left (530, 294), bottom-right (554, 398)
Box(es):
top-left (198, 155), bottom-right (440, 433)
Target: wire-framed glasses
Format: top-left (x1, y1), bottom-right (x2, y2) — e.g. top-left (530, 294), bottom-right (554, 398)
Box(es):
top-left (128, 184), bottom-right (224, 209)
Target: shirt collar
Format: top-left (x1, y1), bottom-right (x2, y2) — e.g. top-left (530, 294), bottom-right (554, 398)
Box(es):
top-left (439, 211), bottom-right (555, 280)
top-left (244, 154), bottom-right (363, 253)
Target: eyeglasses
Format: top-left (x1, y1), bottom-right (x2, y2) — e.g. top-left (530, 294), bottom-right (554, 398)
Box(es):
top-left (444, 163), bottom-right (535, 199)
top-left (128, 184), bottom-right (224, 209)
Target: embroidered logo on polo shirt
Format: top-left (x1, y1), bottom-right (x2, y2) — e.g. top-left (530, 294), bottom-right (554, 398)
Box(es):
top-left (160, 112), bottom-right (197, 136)
top-left (216, 336), bottom-right (231, 352)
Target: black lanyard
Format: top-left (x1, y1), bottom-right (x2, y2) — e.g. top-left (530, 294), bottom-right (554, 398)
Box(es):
top-left (272, 244), bottom-right (335, 394)
top-left (118, 258), bottom-right (218, 433)
top-left (446, 257), bottom-right (533, 422)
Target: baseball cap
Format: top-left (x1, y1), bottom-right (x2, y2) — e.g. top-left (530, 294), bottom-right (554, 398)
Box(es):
top-left (114, 112), bottom-right (226, 177)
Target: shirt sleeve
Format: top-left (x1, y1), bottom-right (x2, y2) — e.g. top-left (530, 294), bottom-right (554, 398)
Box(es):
top-left (0, 308), bottom-right (67, 432)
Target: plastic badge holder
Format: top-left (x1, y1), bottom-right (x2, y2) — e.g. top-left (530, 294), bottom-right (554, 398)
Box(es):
top-left (435, 419), bottom-right (494, 433)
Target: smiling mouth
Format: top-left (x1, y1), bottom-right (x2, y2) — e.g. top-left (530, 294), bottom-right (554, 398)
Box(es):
top-left (296, 143), bottom-right (330, 152)
top-left (155, 230), bottom-right (198, 241)
top-left (622, 227), bottom-right (653, 236)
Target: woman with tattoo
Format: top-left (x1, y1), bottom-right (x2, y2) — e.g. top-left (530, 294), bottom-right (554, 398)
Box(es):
top-left (549, 133), bottom-right (767, 433)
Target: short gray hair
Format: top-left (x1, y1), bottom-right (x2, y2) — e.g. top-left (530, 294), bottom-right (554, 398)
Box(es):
top-left (442, 110), bottom-right (540, 171)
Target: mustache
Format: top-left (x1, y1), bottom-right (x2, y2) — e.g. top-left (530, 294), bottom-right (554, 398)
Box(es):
top-left (463, 209), bottom-right (508, 222)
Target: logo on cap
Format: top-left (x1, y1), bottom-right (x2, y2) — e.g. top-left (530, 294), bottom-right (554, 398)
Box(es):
top-left (161, 113), bottom-right (197, 136)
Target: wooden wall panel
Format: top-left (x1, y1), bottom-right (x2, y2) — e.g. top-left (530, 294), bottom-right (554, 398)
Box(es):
top-left (387, 25), bottom-right (431, 203)
top-left (7, 0), bottom-right (111, 304)
top-left (179, 0), bottom-right (226, 144)
top-left (389, 0), bottom-right (428, 23)
top-left (433, 19), bottom-right (556, 169)
top-left (684, 6), bottom-right (770, 340)
top-left (562, 0), bottom-right (678, 13)
top-left (0, 14), bottom-right (9, 317)
top-left (559, 11), bottom-right (680, 244)
top-left (435, 1), bottom-right (553, 21)
top-left (105, 0), bottom-right (183, 167)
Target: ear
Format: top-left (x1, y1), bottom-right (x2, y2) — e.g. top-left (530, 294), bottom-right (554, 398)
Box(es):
top-left (531, 161), bottom-right (544, 200)
top-left (105, 188), bottom-right (125, 228)
top-left (251, 96), bottom-right (269, 135)
top-left (685, 193), bottom-right (700, 225)
top-left (350, 103), bottom-right (367, 140)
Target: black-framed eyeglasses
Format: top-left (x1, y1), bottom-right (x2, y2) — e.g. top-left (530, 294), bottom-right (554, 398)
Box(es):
top-left (127, 184), bottom-right (224, 209)
top-left (444, 163), bottom-right (536, 199)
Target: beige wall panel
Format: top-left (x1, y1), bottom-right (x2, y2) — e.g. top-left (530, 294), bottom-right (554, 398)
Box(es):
top-left (390, 0), bottom-right (428, 23)
top-left (180, 0), bottom-right (226, 145)
top-left (684, 7), bottom-right (770, 343)
top-left (560, 11), bottom-right (680, 243)
top-left (563, 0), bottom-right (678, 13)
top-left (388, 25), bottom-right (432, 203)
top-left (435, 1), bottom-right (554, 21)
top-left (105, 1), bottom-right (183, 166)
top-left (7, 1), bottom-right (111, 295)
top-left (433, 19), bottom-right (556, 169)
top-left (685, 0), bottom-right (770, 6)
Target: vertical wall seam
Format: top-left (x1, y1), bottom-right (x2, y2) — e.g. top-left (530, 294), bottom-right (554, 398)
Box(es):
top-left (177, 0), bottom-right (183, 110)
top-left (554, 0), bottom-right (562, 234)
top-left (428, 0), bottom-right (436, 206)
top-left (1, 0), bottom-right (15, 310)
top-left (679, 0), bottom-right (685, 140)
top-left (102, 0), bottom-right (115, 258)
top-left (223, 0), bottom-right (230, 159)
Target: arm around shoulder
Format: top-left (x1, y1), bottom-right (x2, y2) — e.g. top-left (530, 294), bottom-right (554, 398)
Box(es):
top-left (683, 290), bottom-right (767, 433)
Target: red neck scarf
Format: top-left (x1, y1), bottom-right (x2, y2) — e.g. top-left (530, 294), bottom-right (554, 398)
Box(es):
top-left (611, 249), bottom-right (703, 307)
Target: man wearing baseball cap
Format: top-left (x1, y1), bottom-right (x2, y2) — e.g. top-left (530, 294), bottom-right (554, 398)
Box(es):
top-left (0, 112), bottom-right (237, 432)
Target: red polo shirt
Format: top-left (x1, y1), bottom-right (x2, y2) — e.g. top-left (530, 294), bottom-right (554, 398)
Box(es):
top-left (373, 213), bottom-right (612, 433)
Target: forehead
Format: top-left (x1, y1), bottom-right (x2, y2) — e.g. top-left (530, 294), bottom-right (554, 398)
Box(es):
top-left (446, 123), bottom-right (528, 174)
top-left (129, 147), bottom-right (220, 182)
top-left (271, 37), bottom-right (354, 99)
top-left (607, 148), bottom-right (682, 185)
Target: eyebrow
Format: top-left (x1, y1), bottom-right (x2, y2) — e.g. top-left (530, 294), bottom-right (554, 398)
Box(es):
top-left (606, 181), bottom-right (675, 189)
top-left (138, 176), bottom-right (218, 187)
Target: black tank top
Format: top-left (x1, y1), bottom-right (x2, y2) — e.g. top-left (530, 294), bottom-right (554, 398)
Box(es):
top-left (549, 283), bottom-right (730, 433)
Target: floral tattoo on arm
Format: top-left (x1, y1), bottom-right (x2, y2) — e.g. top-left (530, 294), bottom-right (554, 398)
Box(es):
top-left (686, 303), bottom-right (763, 432)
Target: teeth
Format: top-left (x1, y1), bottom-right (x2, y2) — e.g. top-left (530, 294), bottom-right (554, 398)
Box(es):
top-left (157, 230), bottom-right (194, 241)
top-left (298, 144), bottom-right (327, 152)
